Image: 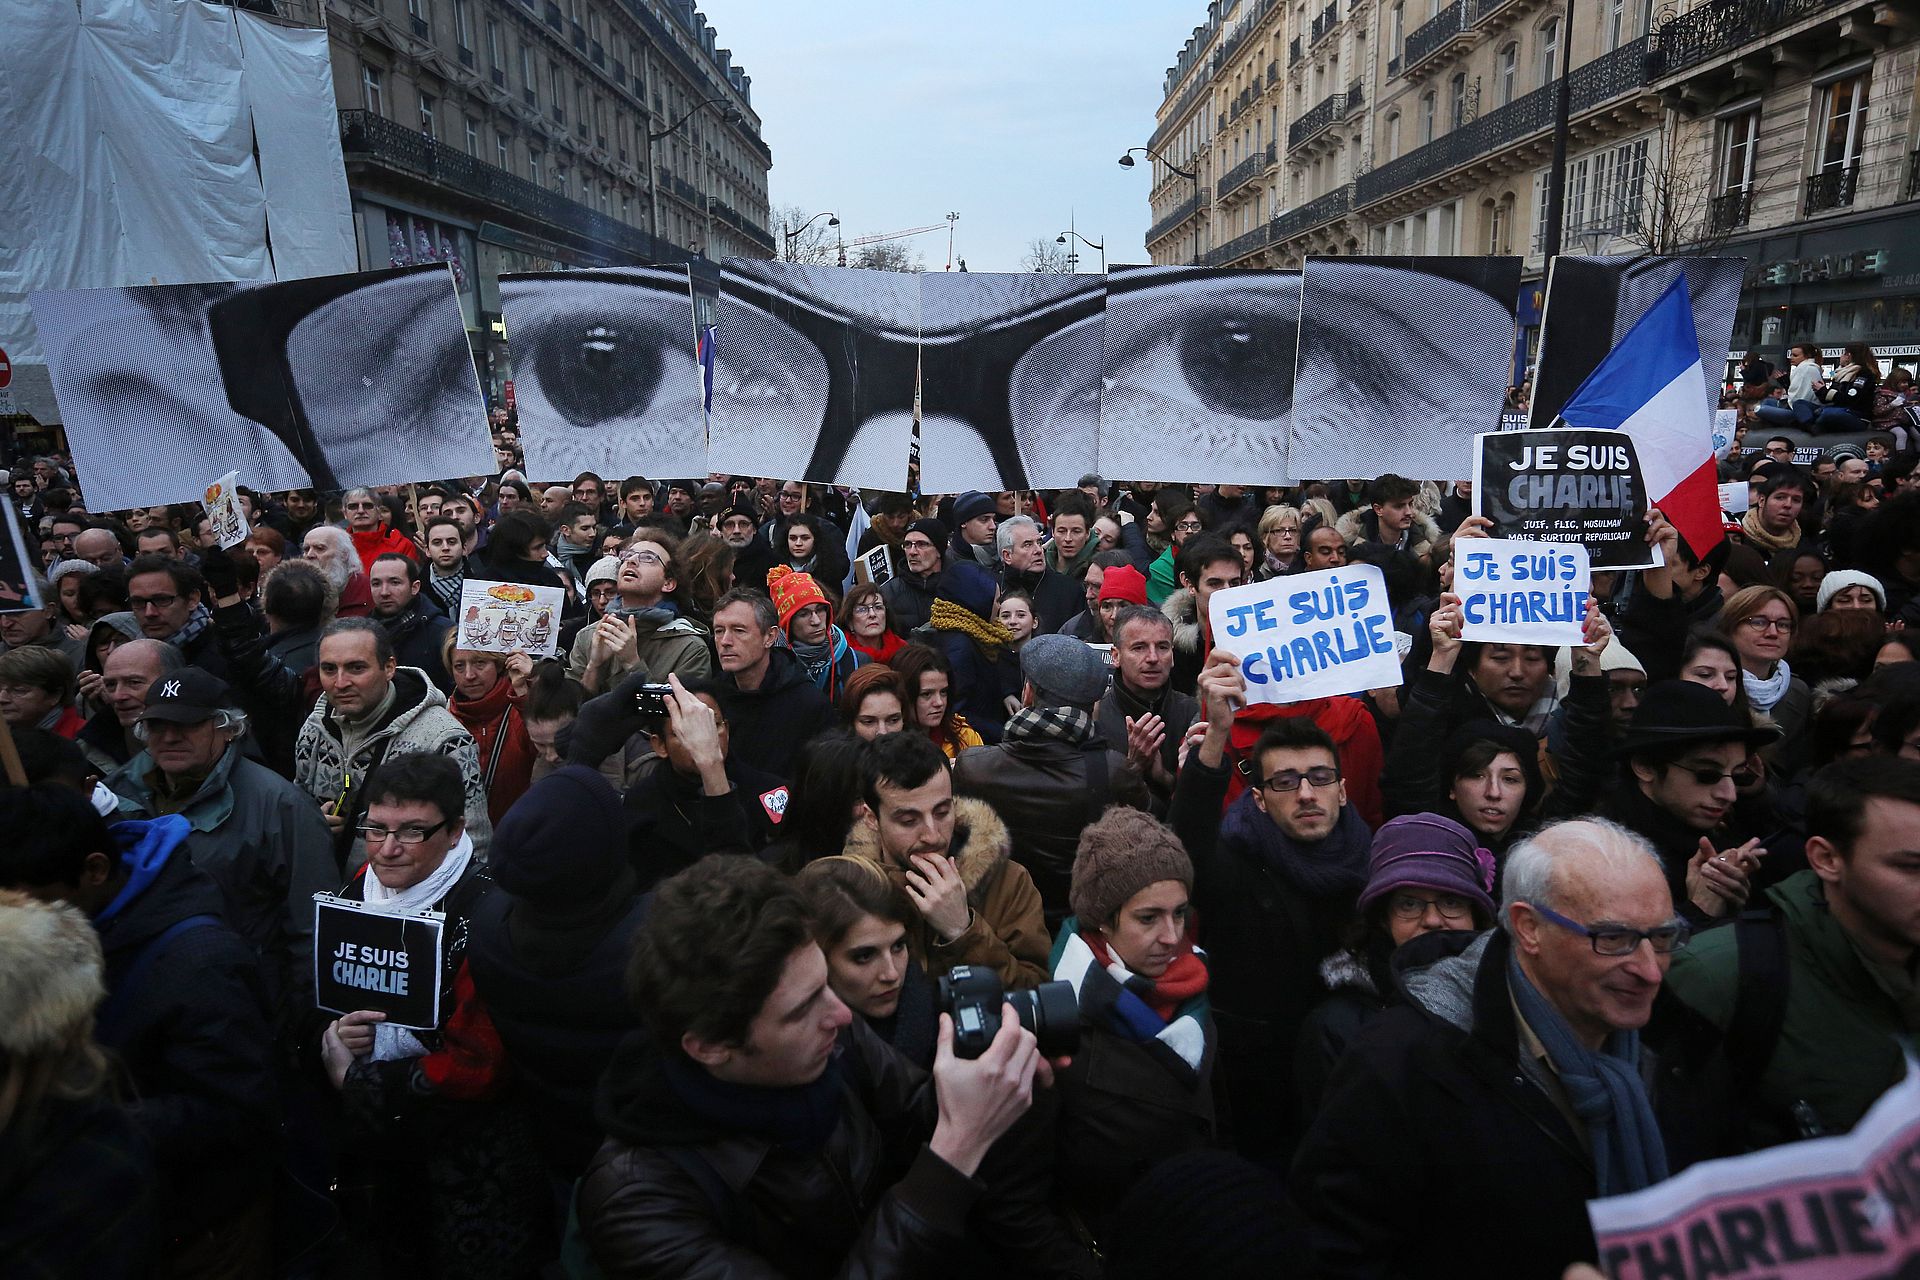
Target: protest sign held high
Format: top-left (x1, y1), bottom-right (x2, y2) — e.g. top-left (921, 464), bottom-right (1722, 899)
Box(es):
top-left (457, 579), bottom-right (565, 659)
top-left (1206, 564), bottom-right (1401, 705)
top-left (1455, 538), bottom-right (1592, 647)
top-left (203, 470), bottom-right (250, 549)
top-left (1475, 428), bottom-right (1660, 571)
top-left (313, 894), bottom-right (444, 1030)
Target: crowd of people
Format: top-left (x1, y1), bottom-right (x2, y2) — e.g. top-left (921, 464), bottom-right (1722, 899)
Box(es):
top-left (3, 399), bottom-right (1919, 1279)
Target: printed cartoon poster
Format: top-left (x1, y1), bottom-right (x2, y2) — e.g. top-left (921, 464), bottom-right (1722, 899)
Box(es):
top-left (203, 471), bottom-right (250, 549)
top-left (456, 579), bottom-right (565, 658)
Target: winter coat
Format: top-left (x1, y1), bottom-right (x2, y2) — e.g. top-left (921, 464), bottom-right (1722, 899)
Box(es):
top-left (349, 523), bottom-right (419, 576)
top-left (950, 732), bottom-right (1152, 929)
top-left (377, 595), bottom-right (453, 692)
top-left (447, 675), bottom-right (537, 826)
top-left (1001, 564), bottom-right (1085, 636)
top-left (1294, 943), bottom-right (1397, 1118)
top-left (1095, 679), bottom-right (1199, 792)
top-left (578, 1022), bottom-right (983, 1279)
top-left (207, 599), bottom-right (314, 774)
top-left (0, 1094), bottom-right (155, 1280)
top-left (292, 666), bottom-right (494, 869)
top-left (934, 627), bottom-right (1022, 745)
top-left (465, 872), bottom-right (648, 1182)
top-left (1159, 587), bottom-right (1209, 696)
top-left (881, 567), bottom-right (941, 636)
top-left (1597, 778), bottom-right (1804, 928)
top-left (106, 742), bottom-right (338, 1024)
top-left (1168, 754), bottom-right (1371, 1159)
top-left (1662, 869), bottom-right (1915, 1153)
top-left (566, 604), bottom-right (714, 689)
top-left (91, 817), bottom-right (277, 1242)
top-left (623, 757), bottom-right (789, 888)
top-left (842, 795), bottom-right (1053, 989)
top-left (1333, 507), bottom-right (1441, 564)
top-left (1146, 546), bottom-right (1177, 607)
top-left (717, 646), bottom-right (837, 780)
top-left (1292, 929), bottom-right (1626, 1279)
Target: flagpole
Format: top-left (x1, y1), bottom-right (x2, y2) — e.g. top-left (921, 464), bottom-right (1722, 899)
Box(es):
top-left (1542, 0), bottom-right (1577, 262)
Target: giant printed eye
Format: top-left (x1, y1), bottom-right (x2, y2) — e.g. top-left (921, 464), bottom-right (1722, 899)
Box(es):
top-left (531, 320), bottom-right (664, 427)
top-left (1178, 310), bottom-right (1296, 420)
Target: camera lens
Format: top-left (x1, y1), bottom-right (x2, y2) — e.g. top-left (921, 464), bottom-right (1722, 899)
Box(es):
top-left (1008, 980), bottom-right (1081, 1060)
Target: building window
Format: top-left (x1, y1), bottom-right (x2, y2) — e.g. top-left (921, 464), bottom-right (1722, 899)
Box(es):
top-left (408, 0), bottom-right (428, 26)
top-left (496, 131), bottom-right (511, 170)
top-left (1816, 73), bottom-right (1869, 180)
top-left (485, 18), bottom-right (501, 69)
top-left (1498, 43), bottom-right (1517, 106)
top-left (1538, 17), bottom-right (1561, 89)
top-left (464, 116), bottom-right (478, 156)
top-left (1419, 91), bottom-right (1436, 145)
top-left (1390, 2), bottom-right (1404, 59)
top-left (1386, 111), bottom-right (1401, 158)
top-left (550, 61), bottom-right (563, 114)
top-left (520, 42), bottom-right (534, 90)
top-left (1484, 198), bottom-right (1505, 253)
top-left (1448, 73), bottom-right (1467, 130)
top-left (1564, 137), bottom-right (1649, 235)
top-left (1717, 108), bottom-right (1759, 194)
top-left (529, 150), bottom-right (541, 184)
top-left (419, 92), bottom-right (436, 138)
top-left (452, 0), bottom-right (470, 49)
top-left (362, 64), bottom-right (384, 116)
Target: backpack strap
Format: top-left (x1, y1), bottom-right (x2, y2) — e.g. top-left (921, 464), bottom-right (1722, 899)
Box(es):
top-left (96, 913), bottom-right (223, 1044)
top-left (1725, 905), bottom-right (1791, 1098)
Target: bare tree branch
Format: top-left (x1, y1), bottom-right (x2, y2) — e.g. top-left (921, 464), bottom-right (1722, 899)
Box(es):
top-left (1018, 237), bottom-right (1072, 273)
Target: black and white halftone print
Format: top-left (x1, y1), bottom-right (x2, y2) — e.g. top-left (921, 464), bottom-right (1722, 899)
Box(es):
top-left (1289, 256), bottom-right (1521, 482)
top-left (1098, 265), bottom-right (1302, 485)
top-left (710, 260), bottom-right (919, 491)
top-left (918, 272), bottom-right (1105, 492)
top-left (30, 264), bottom-right (491, 511)
top-left (500, 266), bottom-right (707, 482)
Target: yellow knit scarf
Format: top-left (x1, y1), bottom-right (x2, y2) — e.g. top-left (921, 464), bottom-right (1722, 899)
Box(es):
top-left (929, 597), bottom-right (1013, 660)
top-left (1740, 507), bottom-right (1800, 553)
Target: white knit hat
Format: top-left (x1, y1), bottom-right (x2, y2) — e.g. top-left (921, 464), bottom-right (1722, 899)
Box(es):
top-left (585, 556), bottom-right (620, 588)
top-left (1817, 569), bottom-right (1885, 613)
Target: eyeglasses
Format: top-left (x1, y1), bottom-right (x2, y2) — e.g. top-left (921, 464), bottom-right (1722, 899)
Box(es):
top-left (1674, 762), bottom-right (1760, 788)
top-left (1387, 893), bottom-right (1476, 922)
top-left (852, 601), bottom-right (887, 614)
top-left (1529, 902), bottom-right (1690, 956)
top-left (903, 538), bottom-right (936, 550)
top-left (1255, 765), bottom-right (1341, 793)
top-left (1173, 519), bottom-right (1204, 532)
top-left (128, 594), bottom-right (180, 612)
top-left (356, 819), bottom-right (451, 846)
top-left (621, 549), bottom-right (666, 567)
top-left (1737, 615), bottom-right (1794, 635)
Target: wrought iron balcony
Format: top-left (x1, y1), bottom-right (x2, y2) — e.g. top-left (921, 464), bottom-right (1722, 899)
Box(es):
top-left (1404, 2), bottom-right (1470, 73)
top-left (1147, 187), bottom-right (1210, 246)
top-left (1206, 222), bottom-right (1273, 266)
top-left (1804, 161), bottom-right (1859, 216)
top-left (1311, 4), bottom-right (1341, 45)
top-left (1219, 142), bottom-right (1278, 199)
top-left (1650, 0), bottom-right (1844, 80)
top-left (1707, 188), bottom-right (1752, 233)
top-left (1270, 183), bottom-right (1353, 242)
top-left (1289, 92), bottom-right (1349, 148)
top-left (1356, 36), bottom-right (1649, 206)
top-left (338, 109), bottom-right (655, 259)
top-left (1268, 59), bottom-right (1280, 83)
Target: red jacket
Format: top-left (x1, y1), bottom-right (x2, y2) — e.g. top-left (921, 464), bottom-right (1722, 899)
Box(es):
top-left (848, 630), bottom-right (908, 666)
top-left (350, 524), bottom-right (419, 578)
top-left (1223, 695), bottom-right (1385, 830)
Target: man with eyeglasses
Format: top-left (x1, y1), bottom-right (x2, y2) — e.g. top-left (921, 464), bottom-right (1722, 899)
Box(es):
top-left (1600, 680), bottom-right (1785, 925)
top-left (881, 516), bottom-right (946, 635)
top-left (105, 668), bottom-right (334, 1027)
top-left (1660, 756), bottom-right (1920, 1155)
top-left (125, 553), bottom-right (227, 678)
top-left (1295, 818), bottom-right (1682, 1277)
top-left (317, 751), bottom-right (545, 1274)
top-left (1170, 652), bottom-right (1374, 1162)
top-left (567, 532), bottom-right (711, 695)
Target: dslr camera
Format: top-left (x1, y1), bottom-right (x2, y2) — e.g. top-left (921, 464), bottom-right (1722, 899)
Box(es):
top-left (936, 965), bottom-right (1080, 1061)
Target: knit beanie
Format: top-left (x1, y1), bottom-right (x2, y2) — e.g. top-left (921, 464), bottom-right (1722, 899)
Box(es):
top-left (47, 558), bottom-right (99, 584)
top-left (952, 490), bottom-right (996, 525)
top-left (1355, 814), bottom-right (1498, 920)
top-left (1098, 564), bottom-right (1149, 606)
top-left (1070, 807), bottom-right (1194, 927)
top-left (766, 565), bottom-right (830, 627)
top-left (1818, 569), bottom-right (1886, 612)
top-left (585, 556), bottom-right (620, 588)
top-left (906, 516), bottom-right (949, 551)
top-left (1552, 635), bottom-right (1645, 699)
top-left (489, 766), bottom-right (630, 906)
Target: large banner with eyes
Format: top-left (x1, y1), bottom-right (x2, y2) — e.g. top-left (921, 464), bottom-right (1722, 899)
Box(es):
top-left (30, 264), bottom-right (493, 511)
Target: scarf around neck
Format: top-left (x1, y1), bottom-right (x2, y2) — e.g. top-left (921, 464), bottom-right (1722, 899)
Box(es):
top-left (662, 1047), bottom-right (847, 1153)
top-left (359, 831), bottom-right (474, 1061)
top-left (929, 596), bottom-right (1013, 660)
top-left (1220, 787), bottom-right (1371, 899)
top-left (1004, 704), bottom-right (1099, 748)
top-left (1740, 507), bottom-right (1800, 553)
top-left (1052, 920), bottom-right (1210, 1081)
top-left (1742, 658), bottom-right (1794, 713)
top-left (164, 603), bottom-right (213, 650)
top-left (1507, 948), bottom-right (1668, 1196)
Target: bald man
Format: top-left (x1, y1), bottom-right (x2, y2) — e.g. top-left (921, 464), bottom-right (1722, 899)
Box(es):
top-left (76, 638), bottom-right (184, 773)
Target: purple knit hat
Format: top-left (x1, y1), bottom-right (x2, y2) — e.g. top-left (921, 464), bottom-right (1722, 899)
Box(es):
top-left (1355, 813), bottom-right (1498, 921)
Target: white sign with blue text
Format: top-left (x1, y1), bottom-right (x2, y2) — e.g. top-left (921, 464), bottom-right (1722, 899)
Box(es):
top-left (1206, 564), bottom-right (1401, 706)
top-left (1455, 538), bottom-right (1592, 647)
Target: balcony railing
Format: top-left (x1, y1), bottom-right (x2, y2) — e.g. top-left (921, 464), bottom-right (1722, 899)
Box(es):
top-left (1804, 161), bottom-right (1859, 216)
top-left (1289, 93), bottom-right (1348, 148)
top-left (1270, 183), bottom-right (1354, 242)
top-left (1206, 222), bottom-right (1273, 266)
top-left (1219, 142), bottom-right (1278, 199)
top-left (1347, 80), bottom-right (1365, 111)
top-left (1356, 36), bottom-right (1650, 206)
top-left (338, 109), bottom-right (657, 259)
top-left (1404, 2), bottom-right (1468, 70)
top-left (1650, 0), bottom-right (1844, 79)
top-left (1146, 187), bottom-right (1210, 246)
top-left (1311, 3), bottom-right (1341, 44)
top-left (1707, 188), bottom-right (1752, 233)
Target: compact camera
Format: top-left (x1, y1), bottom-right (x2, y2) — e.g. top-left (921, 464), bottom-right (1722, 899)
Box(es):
top-left (632, 683), bottom-right (674, 719)
top-left (935, 965), bottom-right (1080, 1061)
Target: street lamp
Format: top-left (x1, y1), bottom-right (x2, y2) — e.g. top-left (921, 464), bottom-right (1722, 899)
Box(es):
top-left (648, 95), bottom-right (741, 259)
top-left (1120, 145), bottom-right (1202, 266)
top-left (783, 211), bottom-right (840, 261)
top-left (1056, 230), bottom-right (1106, 274)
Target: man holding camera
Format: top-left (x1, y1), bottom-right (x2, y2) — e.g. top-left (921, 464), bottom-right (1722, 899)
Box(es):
top-left (577, 853), bottom-right (1061, 1275)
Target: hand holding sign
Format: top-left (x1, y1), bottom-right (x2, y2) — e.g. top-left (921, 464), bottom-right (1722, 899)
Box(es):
top-left (1454, 538), bottom-right (1593, 647)
top-left (1205, 566), bottom-right (1401, 707)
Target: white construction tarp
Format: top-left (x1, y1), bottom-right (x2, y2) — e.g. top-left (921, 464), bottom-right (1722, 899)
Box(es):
top-left (0, 0), bottom-right (356, 425)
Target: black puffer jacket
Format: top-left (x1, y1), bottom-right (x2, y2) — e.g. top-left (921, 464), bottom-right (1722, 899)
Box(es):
top-left (881, 567), bottom-right (941, 636)
top-left (377, 594), bottom-right (454, 692)
top-left (718, 647), bottom-right (837, 780)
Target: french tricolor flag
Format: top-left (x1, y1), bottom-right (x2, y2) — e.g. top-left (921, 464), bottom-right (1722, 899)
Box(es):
top-left (1555, 276), bottom-right (1725, 555)
top-left (696, 323), bottom-right (718, 418)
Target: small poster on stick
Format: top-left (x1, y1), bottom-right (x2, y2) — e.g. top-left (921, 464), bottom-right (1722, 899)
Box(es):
top-left (203, 471), bottom-right (251, 549)
top-left (456, 579), bottom-right (565, 658)
top-left (313, 894), bottom-right (444, 1030)
top-left (1206, 564), bottom-right (1401, 706)
top-left (1454, 538), bottom-right (1592, 647)
top-left (1474, 429), bottom-right (1660, 571)
top-left (853, 543), bottom-right (894, 587)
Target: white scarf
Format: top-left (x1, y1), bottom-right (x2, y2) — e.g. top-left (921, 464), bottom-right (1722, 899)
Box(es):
top-left (1053, 930), bottom-right (1208, 1071)
top-left (360, 832), bottom-right (473, 1062)
top-left (1742, 660), bottom-right (1794, 714)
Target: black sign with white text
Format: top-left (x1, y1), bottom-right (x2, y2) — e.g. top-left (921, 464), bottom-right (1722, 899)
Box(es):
top-left (313, 893), bottom-right (444, 1030)
top-left (1473, 429), bottom-right (1660, 571)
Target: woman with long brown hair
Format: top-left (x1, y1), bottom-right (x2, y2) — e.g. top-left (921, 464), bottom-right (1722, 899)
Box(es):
top-left (891, 643), bottom-right (982, 759)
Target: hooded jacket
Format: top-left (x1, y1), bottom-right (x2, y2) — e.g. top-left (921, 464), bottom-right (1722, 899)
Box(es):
top-left (1333, 507), bottom-right (1441, 565)
top-left (1158, 588), bottom-right (1210, 696)
top-left (376, 593), bottom-right (454, 693)
top-left (292, 665), bottom-right (493, 868)
top-left (842, 796), bottom-right (1052, 989)
top-left (349, 523), bottom-right (419, 577)
top-left (91, 816), bottom-right (277, 1239)
top-left (718, 646), bottom-right (837, 780)
top-left (107, 742), bottom-right (337, 1022)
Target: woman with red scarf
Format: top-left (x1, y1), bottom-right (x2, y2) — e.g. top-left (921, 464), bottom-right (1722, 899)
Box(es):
top-left (441, 639), bottom-right (537, 824)
top-left (839, 583), bottom-right (907, 665)
top-left (1049, 805), bottom-right (1215, 1248)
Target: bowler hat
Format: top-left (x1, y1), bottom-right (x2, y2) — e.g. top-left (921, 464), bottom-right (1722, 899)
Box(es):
top-left (1614, 679), bottom-right (1780, 757)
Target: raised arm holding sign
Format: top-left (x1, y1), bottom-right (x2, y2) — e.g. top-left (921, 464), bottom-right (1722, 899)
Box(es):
top-left (1455, 538), bottom-right (1594, 647)
top-left (1205, 564), bottom-right (1402, 706)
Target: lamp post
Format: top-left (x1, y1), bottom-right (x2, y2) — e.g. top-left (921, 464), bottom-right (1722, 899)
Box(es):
top-left (1120, 145), bottom-right (1202, 265)
top-left (648, 95), bottom-right (740, 259)
top-left (1056, 230), bottom-right (1106, 274)
top-left (1540, 0), bottom-right (1577, 262)
top-left (782, 210), bottom-right (840, 262)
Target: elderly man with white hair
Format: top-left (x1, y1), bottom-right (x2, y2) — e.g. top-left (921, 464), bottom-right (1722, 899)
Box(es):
top-left (994, 513), bottom-right (1083, 635)
top-left (302, 523), bottom-right (373, 618)
top-left (1292, 818), bottom-right (1685, 1280)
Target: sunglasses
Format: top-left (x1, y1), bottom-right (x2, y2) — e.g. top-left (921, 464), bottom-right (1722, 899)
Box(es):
top-left (1675, 763), bottom-right (1759, 788)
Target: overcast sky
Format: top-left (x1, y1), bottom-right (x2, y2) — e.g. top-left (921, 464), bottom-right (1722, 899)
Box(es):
top-left (709, 2), bottom-right (1201, 273)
